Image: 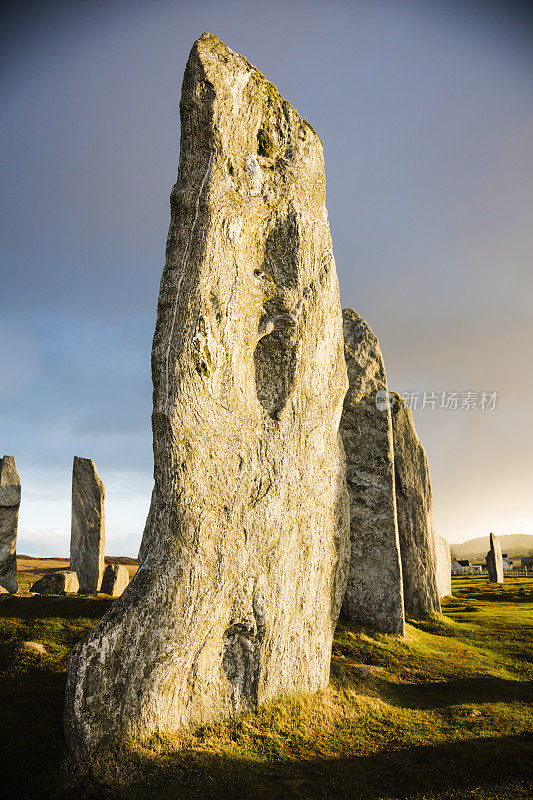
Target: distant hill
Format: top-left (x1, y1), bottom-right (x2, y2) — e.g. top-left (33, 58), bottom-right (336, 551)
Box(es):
top-left (451, 534), bottom-right (533, 561)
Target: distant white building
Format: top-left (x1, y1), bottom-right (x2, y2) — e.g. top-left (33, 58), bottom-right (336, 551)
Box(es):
top-left (452, 559), bottom-right (471, 574)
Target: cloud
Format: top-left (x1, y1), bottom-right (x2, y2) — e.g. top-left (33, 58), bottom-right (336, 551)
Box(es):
top-left (1, 0), bottom-right (532, 551)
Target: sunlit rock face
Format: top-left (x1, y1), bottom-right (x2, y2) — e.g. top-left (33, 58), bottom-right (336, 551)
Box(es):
top-left (30, 570), bottom-right (79, 595)
top-left (391, 395), bottom-right (441, 618)
top-left (486, 532), bottom-right (503, 583)
top-left (70, 457), bottom-right (105, 594)
top-left (434, 533), bottom-right (452, 597)
top-left (64, 32), bottom-right (349, 760)
top-left (339, 310), bottom-right (405, 635)
top-left (0, 456), bottom-right (20, 594)
top-left (100, 563), bottom-right (130, 597)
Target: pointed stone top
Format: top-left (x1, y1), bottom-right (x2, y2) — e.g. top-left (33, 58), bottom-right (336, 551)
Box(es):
top-left (342, 309), bottom-right (388, 406)
top-left (0, 456), bottom-right (21, 507)
top-left (342, 309), bottom-right (380, 351)
top-left (73, 456), bottom-right (96, 467)
top-left (72, 456), bottom-right (104, 493)
top-left (390, 393), bottom-right (420, 439)
top-left (177, 31), bottom-right (323, 200)
top-left (490, 532), bottom-right (502, 554)
top-left (0, 456), bottom-right (20, 487)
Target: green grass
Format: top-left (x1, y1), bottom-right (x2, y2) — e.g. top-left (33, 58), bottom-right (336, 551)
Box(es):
top-left (0, 579), bottom-right (531, 800)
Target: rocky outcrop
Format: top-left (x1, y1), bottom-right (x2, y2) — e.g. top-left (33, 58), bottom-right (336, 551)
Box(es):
top-left (65, 32), bottom-right (350, 760)
top-left (31, 570), bottom-right (79, 594)
top-left (70, 457), bottom-right (105, 593)
top-left (0, 456), bottom-right (21, 593)
top-left (434, 532), bottom-right (452, 597)
top-left (486, 532), bottom-right (503, 583)
top-left (339, 310), bottom-right (404, 634)
top-left (391, 395), bottom-right (441, 618)
top-left (100, 563), bottom-right (130, 597)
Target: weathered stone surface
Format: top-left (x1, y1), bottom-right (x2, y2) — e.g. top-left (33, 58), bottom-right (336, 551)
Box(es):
top-left (70, 457), bottom-right (105, 593)
top-left (339, 310), bottom-right (404, 634)
top-left (0, 455), bottom-right (20, 594)
top-left (391, 395), bottom-right (441, 618)
top-left (100, 563), bottom-right (130, 597)
top-left (65, 32), bottom-right (350, 760)
top-left (30, 570), bottom-right (80, 594)
top-left (486, 532), bottom-right (503, 583)
top-left (434, 532), bottom-right (452, 597)
top-left (22, 641), bottom-right (48, 656)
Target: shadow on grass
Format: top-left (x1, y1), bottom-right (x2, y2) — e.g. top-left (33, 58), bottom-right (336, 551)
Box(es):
top-left (0, 595), bottom-right (113, 620)
top-left (448, 578), bottom-right (533, 604)
top-left (58, 733), bottom-right (533, 800)
top-left (381, 675), bottom-right (533, 710)
top-left (0, 672), bottom-right (67, 800)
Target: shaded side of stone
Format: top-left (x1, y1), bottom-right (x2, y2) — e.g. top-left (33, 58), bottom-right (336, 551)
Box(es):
top-left (391, 395), bottom-right (441, 618)
top-left (100, 564), bottom-right (130, 597)
top-left (31, 571), bottom-right (79, 594)
top-left (65, 32), bottom-right (349, 761)
top-left (486, 532), bottom-right (503, 583)
top-left (434, 533), bottom-right (452, 597)
top-left (70, 457), bottom-right (105, 593)
top-left (0, 455), bottom-right (21, 593)
top-left (339, 310), bottom-right (404, 634)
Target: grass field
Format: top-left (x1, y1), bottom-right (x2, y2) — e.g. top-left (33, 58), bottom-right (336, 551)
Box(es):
top-left (1, 573), bottom-right (531, 800)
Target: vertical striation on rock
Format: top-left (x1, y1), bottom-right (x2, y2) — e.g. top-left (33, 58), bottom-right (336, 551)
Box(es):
top-left (391, 394), bottom-right (441, 618)
top-left (486, 532), bottom-right (503, 583)
top-left (339, 310), bottom-right (404, 634)
top-left (100, 563), bottom-right (130, 597)
top-left (65, 32), bottom-right (349, 760)
top-left (70, 457), bottom-right (105, 593)
top-left (0, 456), bottom-right (21, 593)
top-left (434, 532), bottom-right (452, 597)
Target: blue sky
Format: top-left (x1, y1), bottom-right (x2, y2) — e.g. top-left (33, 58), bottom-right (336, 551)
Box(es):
top-left (2, 0), bottom-right (532, 555)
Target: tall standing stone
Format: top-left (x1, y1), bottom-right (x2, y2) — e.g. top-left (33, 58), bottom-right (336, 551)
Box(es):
top-left (70, 457), bottom-right (105, 593)
top-left (434, 532), bottom-right (452, 597)
top-left (486, 532), bottom-right (503, 583)
top-left (391, 394), bottom-right (441, 618)
top-left (339, 310), bottom-right (404, 634)
top-left (0, 456), bottom-right (20, 593)
top-left (65, 33), bottom-right (350, 760)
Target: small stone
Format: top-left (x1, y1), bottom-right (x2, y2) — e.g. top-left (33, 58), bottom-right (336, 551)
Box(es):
top-left (22, 641), bottom-right (47, 656)
top-left (70, 457), bottom-right (105, 593)
top-left (30, 570), bottom-right (80, 595)
top-left (100, 564), bottom-right (130, 597)
top-left (352, 663), bottom-right (385, 676)
top-left (0, 455), bottom-right (21, 594)
top-left (486, 532), bottom-right (503, 584)
top-left (434, 532), bottom-right (452, 598)
top-left (340, 310), bottom-right (405, 635)
top-left (391, 395), bottom-right (441, 618)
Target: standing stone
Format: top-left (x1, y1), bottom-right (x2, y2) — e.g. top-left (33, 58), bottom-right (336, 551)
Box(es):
top-left (339, 310), bottom-right (404, 634)
top-left (391, 394), bottom-right (441, 618)
top-left (100, 563), bottom-right (130, 597)
top-left (434, 532), bottom-right (452, 597)
top-left (486, 532), bottom-right (503, 583)
top-left (70, 457), bottom-right (105, 593)
top-left (0, 456), bottom-right (21, 593)
top-left (65, 32), bottom-right (350, 760)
